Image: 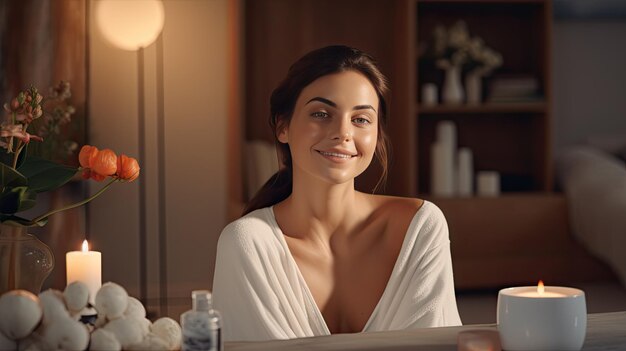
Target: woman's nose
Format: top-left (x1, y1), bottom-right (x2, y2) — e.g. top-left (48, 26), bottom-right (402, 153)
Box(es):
top-left (330, 118), bottom-right (352, 142)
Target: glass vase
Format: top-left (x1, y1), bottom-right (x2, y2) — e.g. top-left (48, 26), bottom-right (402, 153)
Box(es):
top-left (0, 223), bottom-right (55, 295)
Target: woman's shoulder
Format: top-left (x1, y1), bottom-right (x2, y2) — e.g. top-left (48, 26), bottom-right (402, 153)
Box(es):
top-left (218, 207), bottom-right (280, 253)
top-left (364, 193), bottom-right (444, 220)
top-left (362, 194), bottom-right (448, 249)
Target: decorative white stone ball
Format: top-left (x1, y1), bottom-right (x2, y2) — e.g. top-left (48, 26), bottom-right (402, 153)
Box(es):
top-left (0, 290), bottom-right (43, 340)
top-left (42, 316), bottom-right (89, 351)
top-left (94, 314), bottom-right (108, 329)
top-left (103, 316), bottom-right (148, 349)
top-left (16, 330), bottom-right (45, 351)
top-left (64, 281), bottom-right (90, 314)
top-left (95, 282), bottom-right (128, 320)
top-left (137, 317), bottom-right (152, 335)
top-left (0, 330), bottom-right (16, 350)
top-left (19, 339), bottom-right (46, 351)
top-left (124, 296), bottom-right (146, 319)
top-left (38, 289), bottom-right (69, 325)
top-left (89, 328), bottom-right (121, 351)
top-left (151, 317), bottom-right (182, 351)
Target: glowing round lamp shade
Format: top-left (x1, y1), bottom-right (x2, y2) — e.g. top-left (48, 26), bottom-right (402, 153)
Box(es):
top-left (95, 0), bottom-right (165, 51)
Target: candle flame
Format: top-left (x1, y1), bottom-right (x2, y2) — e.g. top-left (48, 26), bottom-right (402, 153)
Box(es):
top-left (537, 280), bottom-right (545, 294)
top-left (82, 240), bottom-right (89, 252)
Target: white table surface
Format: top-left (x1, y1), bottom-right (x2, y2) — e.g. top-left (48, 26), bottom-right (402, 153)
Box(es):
top-left (225, 311), bottom-right (626, 351)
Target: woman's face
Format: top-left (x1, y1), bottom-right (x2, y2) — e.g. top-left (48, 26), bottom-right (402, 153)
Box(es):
top-left (278, 70), bottom-right (379, 186)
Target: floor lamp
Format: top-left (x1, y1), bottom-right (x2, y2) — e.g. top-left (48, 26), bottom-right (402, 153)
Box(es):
top-left (94, 0), bottom-right (166, 315)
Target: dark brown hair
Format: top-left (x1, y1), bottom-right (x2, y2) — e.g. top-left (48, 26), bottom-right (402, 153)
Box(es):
top-left (243, 45), bottom-right (390, 215)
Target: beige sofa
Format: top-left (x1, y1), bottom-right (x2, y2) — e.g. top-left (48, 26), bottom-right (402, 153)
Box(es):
top-left (556, 145), bottom-right (626, 286)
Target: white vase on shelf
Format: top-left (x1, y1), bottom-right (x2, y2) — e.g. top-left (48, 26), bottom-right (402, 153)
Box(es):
top-left (442, 65), bottom-right (464, 105)
top-left (465, 71), bottom-right (482, 105)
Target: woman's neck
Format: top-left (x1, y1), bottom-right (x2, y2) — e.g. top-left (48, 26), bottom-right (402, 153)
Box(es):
top-left (276, 173), bottom-right (370, 243)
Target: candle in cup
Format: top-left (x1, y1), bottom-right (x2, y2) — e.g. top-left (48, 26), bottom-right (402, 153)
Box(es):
top-left (515, 280), bottom-right (567, 298)
top-left (66, 240), bottom-right (102, 304)
top-left (497, 280), bottom-right (587, 350)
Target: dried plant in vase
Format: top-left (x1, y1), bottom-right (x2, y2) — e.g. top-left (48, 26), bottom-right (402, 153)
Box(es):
top-left (423, 21), bottom-right (503, 104)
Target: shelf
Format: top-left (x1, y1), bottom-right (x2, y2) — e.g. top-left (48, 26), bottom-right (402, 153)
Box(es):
top-left (417, 0), bottom-right (544, 4)
top-left (423, 192), bottom-right (558, 202)
top-left (417, 101), bottom-right (546, 114)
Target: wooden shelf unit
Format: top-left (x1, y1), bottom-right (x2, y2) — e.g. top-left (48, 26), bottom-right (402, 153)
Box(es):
top-left (418, 102), bottom-right (547, 114)
top-left (412, 0), bottom-right (553, 196)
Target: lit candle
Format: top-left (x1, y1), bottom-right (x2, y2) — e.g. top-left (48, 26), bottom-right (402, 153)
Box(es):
top-left (497, 280), bottom-right (587, 350)
top-left (66, 240), bottom-right (102, 304)
top-left (514, 280), bottom-right (568, 298)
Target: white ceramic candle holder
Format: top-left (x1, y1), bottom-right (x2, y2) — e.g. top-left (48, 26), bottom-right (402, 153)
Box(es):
top-left (497, 286), bottom-right (586, 350)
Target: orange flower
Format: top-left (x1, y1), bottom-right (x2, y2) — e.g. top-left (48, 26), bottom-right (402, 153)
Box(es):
top-left (116, 154), bottom-right (140, 182)
top-left (78, 145), bottom-right (99, 168)
top-left (81, 169), bottom-right (106, 182)
top-left (91, 149), bottom-right (117, 176)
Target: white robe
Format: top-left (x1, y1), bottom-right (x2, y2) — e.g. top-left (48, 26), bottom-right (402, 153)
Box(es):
top-left (212, 201), bottom-right (462, 341)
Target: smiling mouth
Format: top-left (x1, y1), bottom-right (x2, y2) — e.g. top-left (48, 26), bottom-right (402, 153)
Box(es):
top-left (316, 150), bottom-right (357, 159)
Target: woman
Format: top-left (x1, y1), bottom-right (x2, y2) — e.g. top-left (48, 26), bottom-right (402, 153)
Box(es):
top-left (212, 45), bottom-right (461, 341)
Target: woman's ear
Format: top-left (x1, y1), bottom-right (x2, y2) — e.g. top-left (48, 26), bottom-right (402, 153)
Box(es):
top-left (276, 119), bottom-right (289, 144)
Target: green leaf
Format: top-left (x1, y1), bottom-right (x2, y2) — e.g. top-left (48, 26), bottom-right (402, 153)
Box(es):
top-left (0, 191), bottom-right (19, 213)
top-left (18, 156), bottom-right (78, 193)
top-left (0, 186), bottom-right (36, 213)
top-left (0, 144), bottom-right (28, 169)
top-left (0, 163), bottom-right (27, 188)
top-left (0, 186), bottom-right (26, 214)
top-left (0, 214), bottom-right (47, 227)
top-left (17, 187), bottom-right (37, 212)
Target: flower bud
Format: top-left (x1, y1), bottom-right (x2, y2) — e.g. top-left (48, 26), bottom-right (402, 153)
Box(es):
top-left (91, 149), bottom-right (117, 176)
top-left (116, 155), bottom-right (140, 182)
top-left (33, 106), bottom-right (42, 118)
top-left (81, 169), bottom-right (104, 181)
top-left (81, 169), bottom-right (91, 180)
top-left (90, 172), bottom-right (107, 182)
top-left (79, 145), bottom-right (99, 168)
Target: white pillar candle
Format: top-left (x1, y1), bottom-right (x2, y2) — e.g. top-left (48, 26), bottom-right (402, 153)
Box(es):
top-left (66, 240), bottom-right (102, 304)
top-left (457, 147), bottom-right (473, 197)
top-left (436, 120), bottom-right (457, 154)
top-left (431, 142), bottom-right (455, 197)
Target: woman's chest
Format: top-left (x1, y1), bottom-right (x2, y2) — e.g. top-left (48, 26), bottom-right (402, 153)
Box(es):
top-left (287, 230), bottom-right (404, 333)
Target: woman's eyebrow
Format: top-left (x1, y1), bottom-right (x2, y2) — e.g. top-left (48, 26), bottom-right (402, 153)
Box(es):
top-left (306, 97), bottom-right (376, 112)
top-left (353, 104), bottom-right (376, 113)
top-left (306, 97), bottom-right (336, 107)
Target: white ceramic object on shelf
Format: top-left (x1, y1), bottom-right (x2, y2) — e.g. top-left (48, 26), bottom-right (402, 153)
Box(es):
top-left (421, 83), bottom-right (438, 106)
top-left (442, 66), bottom-right (464, 105)
top-left (476, 171), bottom-right (500, 197)
top-left (465, 72), bottom-right (482, 105)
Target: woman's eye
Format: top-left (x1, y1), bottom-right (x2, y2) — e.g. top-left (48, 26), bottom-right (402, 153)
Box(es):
top-left (311, 111), bottom-right (329, 118)
top-left (353, 117), bottom-right (371, 125)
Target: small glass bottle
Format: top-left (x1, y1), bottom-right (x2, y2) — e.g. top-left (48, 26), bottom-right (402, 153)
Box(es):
top-left (181, 290), bottom-right (222, 351)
